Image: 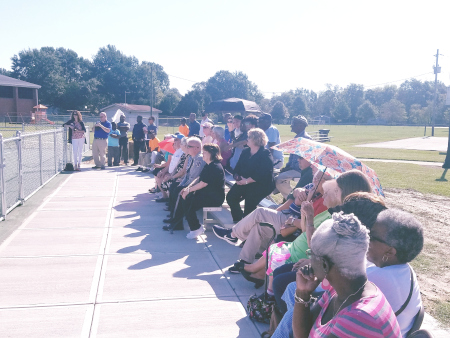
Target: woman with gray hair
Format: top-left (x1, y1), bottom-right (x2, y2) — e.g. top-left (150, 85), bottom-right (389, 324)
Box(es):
top-left (211, 126), bottom-right (232, 167)
top-left (292, 212), bottom-right (401, 337)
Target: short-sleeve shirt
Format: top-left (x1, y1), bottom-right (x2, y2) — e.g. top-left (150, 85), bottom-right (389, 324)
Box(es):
top-left (169, 148), bottom-right (184, 174)
top-left (287, 210), bottom-right (331, 262)
top-left (179, 125), bottom-right (189, 137)
top-left (199, 161), bottom-right (225, 197)
top-left (310, 285), bottom-right (401, 338)
top-left (94, 120), bottom-right (112, 139)
top-left (148, 137), bottom-right (160, 152)
top-left (264, 125), bottom-right (284, 163)
top-left (108, 130), bottom-right (121, 147)
top-left (117, 121), bottom-right (130, 138)
top-left (188, 120), bottom-right (201, 136)
top-left (147, 124), bottom-right (158, 135)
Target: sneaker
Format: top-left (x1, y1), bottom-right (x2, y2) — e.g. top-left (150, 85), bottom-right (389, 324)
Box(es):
top-left (100, 166), bottom-right (105, 170)
top-left (142, 169), bottom-right (150, 173)
top-left (228, 260), bottom-right (250, 274)
top-left (186, 226), bottom-right (204, 239)
top-left (92, 166), bottom-right (100, 169)
top-left (136, 167), bottom-right (143, 172)
top-left (212, 225), bottom-right (238, 245)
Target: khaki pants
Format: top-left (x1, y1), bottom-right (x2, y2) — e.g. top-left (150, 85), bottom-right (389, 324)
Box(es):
top-left (92, 138), bottom-right (107, 167)
top-left (275, 170), bottom-right (303, 199)
top-left (232, 207), bottom-right (290, 263)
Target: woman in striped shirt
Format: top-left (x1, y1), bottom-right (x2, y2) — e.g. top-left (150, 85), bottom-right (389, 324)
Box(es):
top-left (292, 212), bottom-right (401, 338)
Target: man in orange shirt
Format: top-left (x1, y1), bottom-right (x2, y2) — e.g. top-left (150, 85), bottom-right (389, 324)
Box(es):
top-left (136, 131), bottom-right (160, 172)
top-left (178, 117), bottom-right (189, 137)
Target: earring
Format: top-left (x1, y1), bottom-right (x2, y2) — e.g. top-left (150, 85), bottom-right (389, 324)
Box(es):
top-left (382, 255), bottom-right (388, 263)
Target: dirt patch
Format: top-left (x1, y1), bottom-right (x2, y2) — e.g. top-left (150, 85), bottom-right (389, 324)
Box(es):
top-left (384, 188), bottom-right (450, 326)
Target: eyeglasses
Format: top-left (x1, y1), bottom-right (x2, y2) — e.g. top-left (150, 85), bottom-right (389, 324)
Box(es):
top-left (369, 233), bottom-right (389, 245)
top-left (227, 120), bottom-right (233, 123)
top-left (187, 145), bottom-right (199, 148)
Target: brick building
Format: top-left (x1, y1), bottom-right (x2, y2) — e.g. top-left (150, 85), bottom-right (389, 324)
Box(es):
top-left (0, 74), bottom-right (40, 119)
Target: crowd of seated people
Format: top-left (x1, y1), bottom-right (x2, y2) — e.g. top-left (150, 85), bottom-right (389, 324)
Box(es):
top-left (139, 112), bottom-right (426, 337)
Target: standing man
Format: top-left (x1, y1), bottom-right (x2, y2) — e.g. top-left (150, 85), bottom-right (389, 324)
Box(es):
top-left (147, 116), bottom-right (158, 135)
top-left (258, 113), bottom-right (284, 169)
top-left (188, 113), bottom-right (200, 136)
top-left (132, 115), bottom-right (147, 166)
top-left (92, 112), bottom-right (112, 170)
top-left (117, 114), bottom-right (130, 165)
top-left (179, 117), bottom-right (189, 136)
top-left (199, 111), bottom-right (213, 138)
top-left (107, 122), bottom-right (121, 166)
top-left (274, 115), bottom-right (311, 198)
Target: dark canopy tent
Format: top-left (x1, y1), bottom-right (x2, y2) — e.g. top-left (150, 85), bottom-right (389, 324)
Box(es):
top-left (204, 98), bottom-right (262, 114)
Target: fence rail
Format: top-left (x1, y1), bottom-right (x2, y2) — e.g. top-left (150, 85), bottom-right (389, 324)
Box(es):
top-left (0, 126), bottom-right (90, 220)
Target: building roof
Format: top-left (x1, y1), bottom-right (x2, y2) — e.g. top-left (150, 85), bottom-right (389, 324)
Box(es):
top-left (0, 74), bottom-right (41, 89)
top-left (101, 103), bottom-right (162, 114)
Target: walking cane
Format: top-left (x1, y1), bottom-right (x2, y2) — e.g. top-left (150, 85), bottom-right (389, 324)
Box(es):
top-left (259, 222), bottom-right (277, 303)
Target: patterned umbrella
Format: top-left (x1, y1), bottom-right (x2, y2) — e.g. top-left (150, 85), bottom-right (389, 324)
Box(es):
top-left (273, 138), bottom-right (384, 196)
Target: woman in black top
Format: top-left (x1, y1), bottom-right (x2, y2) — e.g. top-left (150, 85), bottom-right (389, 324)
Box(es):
top-left (180, 143), bottom-right (225, 239)
top-left (226, 128), bottom-right (275, 223)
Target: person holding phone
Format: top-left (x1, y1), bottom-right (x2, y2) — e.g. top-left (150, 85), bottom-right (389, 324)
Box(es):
top-left (291, 212), bottom-right (401, 338)
top-left (63, 110), bottom-right (86, 171)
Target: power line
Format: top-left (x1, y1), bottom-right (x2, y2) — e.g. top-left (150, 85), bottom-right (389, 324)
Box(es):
top-left (365, 72), bottom-right (433, 88)
top-left (167, 74), bottom-right (198, 83)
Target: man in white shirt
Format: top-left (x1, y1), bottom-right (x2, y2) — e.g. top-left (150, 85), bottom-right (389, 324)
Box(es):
top-left (259, 113), bottom-right (284, 169)
top-left (199, 112), bottom-right (213, 138)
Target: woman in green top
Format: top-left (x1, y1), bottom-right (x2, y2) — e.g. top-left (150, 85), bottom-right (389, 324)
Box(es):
top-left (241, 170), bottom-right (372, 290)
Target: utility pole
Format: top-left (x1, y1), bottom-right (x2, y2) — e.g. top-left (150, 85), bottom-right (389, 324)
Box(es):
top-left (124, 91), bottom-right (130, 104)
top-left (432, 49), bottom-right (442, 136)
top-left (150, 65), bottom-right (153, 117)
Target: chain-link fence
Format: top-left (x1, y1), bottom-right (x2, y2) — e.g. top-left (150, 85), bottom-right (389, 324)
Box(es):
top-left (0, 126), bottom-right (91, 219)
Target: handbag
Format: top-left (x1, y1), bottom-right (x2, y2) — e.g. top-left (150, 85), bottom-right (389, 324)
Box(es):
top-left (247, 294), bottom-right (275, 324)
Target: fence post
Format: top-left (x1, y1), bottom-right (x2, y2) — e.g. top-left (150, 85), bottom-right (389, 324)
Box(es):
top-left (0, 134), bottom-right (6, 219)
top-left (39, 133), bottom-right (43, 185)
top-left (22, 123), bottom-right (25, 133)
top-left (54, 129), bottom-right (58, 174)
top-left (16, 131), bottom-right (24, 203)
top-left (63, 126), bottom-right (67, 167)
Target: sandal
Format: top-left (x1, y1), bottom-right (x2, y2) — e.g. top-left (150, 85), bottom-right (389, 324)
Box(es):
top-left (148, 188), bottom-right (157, 193)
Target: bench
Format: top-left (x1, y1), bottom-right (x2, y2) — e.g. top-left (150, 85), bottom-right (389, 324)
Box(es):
top-left (202, 170), bottom-right (278, 228)
top-left (309, 129), bottom-right (333, 142)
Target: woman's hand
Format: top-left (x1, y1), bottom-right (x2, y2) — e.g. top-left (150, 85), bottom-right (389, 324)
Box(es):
top-left (293, 188), bottom-right (307, 202)
top-left (181, 188), bottom-right (190, 199)
top-left (296, 264), bottom-right (320, 295)
top-left (292, 258), bottom-right (311, 271)
top-left (301, 201), bottom-right (314, 221)
top-left (236, 178), bottom-right (247, 185)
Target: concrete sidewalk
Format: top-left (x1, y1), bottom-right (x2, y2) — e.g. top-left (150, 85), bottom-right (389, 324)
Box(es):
top-left (0, 166), bottom-right (268, 337)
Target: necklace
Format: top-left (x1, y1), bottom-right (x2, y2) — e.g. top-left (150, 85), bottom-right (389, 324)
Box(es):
top-left (333, 280), bottom-right (368, 317)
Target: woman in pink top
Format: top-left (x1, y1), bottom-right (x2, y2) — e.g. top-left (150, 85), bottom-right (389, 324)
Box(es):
top-left (211, 126), bottom-right (232, 168)
top-left (292, 212), bottom-right (401, 338)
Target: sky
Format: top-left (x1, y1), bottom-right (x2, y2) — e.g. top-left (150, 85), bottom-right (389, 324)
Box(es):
top-left (1, 0), bottom-right (449, 98)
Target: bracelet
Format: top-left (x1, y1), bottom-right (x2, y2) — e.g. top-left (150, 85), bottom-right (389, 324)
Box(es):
top-left (294, 293), bottom-right (317, 307)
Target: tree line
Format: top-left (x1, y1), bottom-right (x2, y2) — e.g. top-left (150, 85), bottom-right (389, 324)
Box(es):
top-left (1, 45), bottom-right (448, 125)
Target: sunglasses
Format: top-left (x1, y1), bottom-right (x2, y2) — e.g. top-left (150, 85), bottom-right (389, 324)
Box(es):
top-left (369, 233), bottom-right (390, 245)
top-left (187, 145), bottom-right (199, 148)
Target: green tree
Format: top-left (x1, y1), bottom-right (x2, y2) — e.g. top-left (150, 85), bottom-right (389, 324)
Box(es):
top-left (205, 70), bottom-right (263, 103)
top-left (380, 99), bottom-right (406, 124)
top-left (158, 88), bottom-right (182, 115)
top-left (365, 85), bottom-right (397, 107)
top-left (356, 100), bottom-right (378, 123)
top-left (332, 100), bottom-right (350, 122)
top-left (342, 84), bottom-right (364, 122)
top-left (270, 101), bottom-right (289, 123)
top-left (408, 104), bottom-right (428, 125)
top-left (291, 96), bottom-right (308, 118)
top-left (0, 68), bottom-right (12, 76)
